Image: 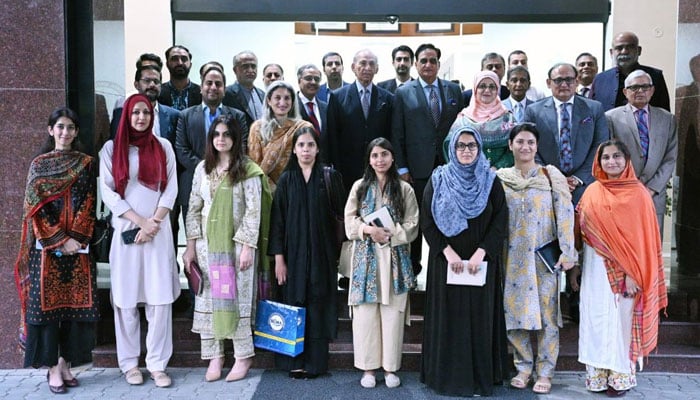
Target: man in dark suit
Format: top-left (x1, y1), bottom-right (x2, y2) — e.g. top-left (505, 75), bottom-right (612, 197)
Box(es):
top-left (575, 52), bottom-right (598, 98)
top-left (176, 66), bottom-right (248, 220)
top-left (502, 66), bottom-right (534, 124)
top-left (463, 52), bottom-right (510, 106)
top-left (296, 64), bottom-right (328, 144)
top-left (317, 52), bottom-right (350, 102)
top-left (326, 49), bottom-right (393, 194)
top-left (606, 69), bottom-right (677, 231)
top-left (159, 45), bottom-right (201, 111)
top-left (377, 45), bottom-right (414, 94)
top-left (392, 43), bottom-right (464, 274)
top-left (525, 62), bottom-right (609, 205)
top-left (592, 32), bottom-right (670, 112)
top-left (223, 51), bottom-right (265, 128)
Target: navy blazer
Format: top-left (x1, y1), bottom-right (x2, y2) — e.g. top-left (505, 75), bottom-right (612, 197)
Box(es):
top-left (462, 84), bottom-right (510, 106)
top-left (326, 82), bottom-right (393, 191)
top-left (524, 95), bottom-right (609, 204)
top-left (317, 81), bottom-right (350, 103)
top-left (222, 82), bottom-right (265, 128)
top-left (591, 64), bottom-right (670, 112)
top-left (391, 78), bottom-right (464, 180)
top-left (109, 103), bottom-right (180, 146)
top-left (297, 97), bottom-right (328, 146)
top-left (377, 77), bottom-right (415, 94)
top-left (175, 104), bottom-right (249, 211)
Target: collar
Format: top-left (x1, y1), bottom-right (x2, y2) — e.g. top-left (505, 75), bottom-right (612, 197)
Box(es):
top-left (418, 77), bottom-right (439, 88)
top-left (628, 103), bottom-right (650, 114)
top-left (508, 96), bottom-right (526, 107)
top-left (552, 96), bottom-right (575, 108)
top-left (298, 92), bottom-right (316, 105)
top-left (355, 81), bottom-right (372, 94)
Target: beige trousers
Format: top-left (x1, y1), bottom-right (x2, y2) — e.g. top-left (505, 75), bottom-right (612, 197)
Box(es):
top-left (351, 292), bottom-right (407, 372)
top-left (114, 304), bottom-right (172, 373)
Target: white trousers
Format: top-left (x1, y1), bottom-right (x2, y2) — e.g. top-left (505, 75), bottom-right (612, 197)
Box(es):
top-left (114, 304), bottom-right (172, 373)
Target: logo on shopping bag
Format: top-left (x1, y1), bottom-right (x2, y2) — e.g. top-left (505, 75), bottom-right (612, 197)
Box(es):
top-left (269, 313), bottom-right (285, 331)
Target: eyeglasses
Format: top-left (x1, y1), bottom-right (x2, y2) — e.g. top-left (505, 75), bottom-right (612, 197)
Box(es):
top-left (139, 78), bottom-right (161, 86)
top-left (265, 72), bottom-right (281, 78)
top-left (477, 84), bottom-right (498, 91)
top-left (301, 75), bottom-right (321, 82)
top-left (550, 77), bottom-right (576, 86)
top-left (418, 57), bottom-right (439, 65)
top-left (625, 84), bottom-right (653, 92)
top-left (455, 142), bottom-right (479, 152)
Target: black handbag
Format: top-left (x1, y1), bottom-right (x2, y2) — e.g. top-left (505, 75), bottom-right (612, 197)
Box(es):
top-left (91, 202), bottom-right (113, 263)
top-left (322, 166), bottom-right (346, 249)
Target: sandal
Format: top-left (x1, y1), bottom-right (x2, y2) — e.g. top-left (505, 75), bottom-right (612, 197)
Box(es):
top-left (533, 377), bottom-right (552, 394)
top-left (510, 372), bottom-right (530, 389)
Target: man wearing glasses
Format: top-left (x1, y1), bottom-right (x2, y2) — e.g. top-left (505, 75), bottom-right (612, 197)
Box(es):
top-left (296, 64), bottom-right (328, 140)
top-left (605, 70), bottom-right (677, 231)
top-left (262, 63), bottom-right (284, 89)
top-left (223, 50), bottom-right (265, 128)
top-left (592, 32), bottom-right (670, 112)
top-left (525, 62), bottom-right (608, 205)
top-left (391, 43), bottom-right (464, 275)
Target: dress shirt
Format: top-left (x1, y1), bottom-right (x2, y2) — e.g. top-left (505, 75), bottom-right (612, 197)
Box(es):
top-left (552, 96), bottom-right (574, 141)
top-left (418, 77), bottom-right (442, 114)
top-left (202, 104), bottom-right (222, 133)
top-left (152, 102), bottom-right (161, 137)
top-left (299, 92), bottom-right (322, 131)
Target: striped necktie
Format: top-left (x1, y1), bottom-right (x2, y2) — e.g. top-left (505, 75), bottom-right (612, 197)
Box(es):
top-left (636, 109), bottom-right (649, 159)
top-left (559, 102), bottom-right (573, 172)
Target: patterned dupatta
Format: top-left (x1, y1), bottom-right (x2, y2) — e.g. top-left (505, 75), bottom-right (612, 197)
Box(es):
top-left (348, 183), bottom-right (415, 306)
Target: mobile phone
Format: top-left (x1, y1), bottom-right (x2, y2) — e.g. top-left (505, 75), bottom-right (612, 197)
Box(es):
top-left (371, 218), bottom-right (384, 228)
top-left (121, 228), bottom-right (141, 244)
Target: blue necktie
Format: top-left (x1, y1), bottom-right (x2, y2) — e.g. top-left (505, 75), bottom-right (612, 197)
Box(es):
top-left (636, 109), bottom-right (649, 159)
top-left (559, 103), bottom-right (573, 172)
top-left (513, 102), bottom-right (524, 123)
top-left (429, 85), bottom-right (440, 127)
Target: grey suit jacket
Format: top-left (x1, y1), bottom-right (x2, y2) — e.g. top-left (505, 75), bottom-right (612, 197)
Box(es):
top-left (392, 78), bottom-right (465, 180)
top-left (222, 82), bottom-right (265, 128)
top-left (524, 95), bottom-right (609, 204)
top-left (175, 104), bottom-right (249, 210)
top-left (606, 104), bottom-right (677, 215)
top-left (502, 98), bottom-right (534, 123)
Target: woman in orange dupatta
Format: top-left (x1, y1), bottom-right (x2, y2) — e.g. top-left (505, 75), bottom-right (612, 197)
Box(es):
top-left (576, 139), bottom-right (667, 397)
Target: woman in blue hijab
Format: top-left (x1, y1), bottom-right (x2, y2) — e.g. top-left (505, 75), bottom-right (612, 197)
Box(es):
top-left (420, 122), bottom-right (509, 397)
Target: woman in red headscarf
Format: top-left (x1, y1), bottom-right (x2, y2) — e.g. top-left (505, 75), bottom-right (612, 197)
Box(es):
top-left (576, 139), bottom-right (667, 397)
top-left (99, 94), bottom-right (179, 388)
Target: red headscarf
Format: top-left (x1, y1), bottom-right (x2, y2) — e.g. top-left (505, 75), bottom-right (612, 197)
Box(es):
top-left (577, 143), bottom-right (667, 361)
top-left (463, 70), bottom-right (507, 122)
top-left (112, 94), bottom-right (168, 197)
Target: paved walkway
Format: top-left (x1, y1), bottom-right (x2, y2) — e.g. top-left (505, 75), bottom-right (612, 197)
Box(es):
top-left (0, 366), bottom-right (696, 399)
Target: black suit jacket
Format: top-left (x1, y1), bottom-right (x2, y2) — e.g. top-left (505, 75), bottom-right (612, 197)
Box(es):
top-left (326, 83), bottom-right (393, 191)
top-left (222, 82), bottom-right (265, 128)
top-left (462, 84), bottom-right (510, 106)
top-left (175, 104), bottom-right (249, 210)
top-left (377, 77), bottom-right (415, 94)
top-left (591, 63), bottom-right (670, 112)
top-left (158, 81), bottom-right (202, 110)
top-left (391, 78), bottom-right (464, 180)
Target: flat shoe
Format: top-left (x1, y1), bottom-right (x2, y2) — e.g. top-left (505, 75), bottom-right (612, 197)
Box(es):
top-left (360, 373), bottom-right (376, 388)
top-left (532, 378), bottom-right (552, 394)
top-left (385, 373), bottom-right (401, 388)
top-left (606, 387), bottom-right (628, 397)
top-left (288, 370), bottom-right (305, 379)
top-left (510, 373), bottom-right (530, 389)
top-left (125, 368), bottom-right (143, 385)
top-left (63, 377), bottom-right (79, 387)
top-left (47, 371), bottom-right (67, 394)
top-left (151, 371), bottom-right (172, 388)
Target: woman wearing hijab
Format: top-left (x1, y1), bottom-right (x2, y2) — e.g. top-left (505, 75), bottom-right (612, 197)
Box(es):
top-left (577, 140), bottom-right (667, 397)
top-left (99, 93), bottom-right (179, 388)
top-left (15, 107), bottom-right (99, 394)
top-left (497, 123), bottom-right (577, 395)
top-left (444, 70), bottom-right (515, 168)
top-left (421, 122), bottom-right (509, 397)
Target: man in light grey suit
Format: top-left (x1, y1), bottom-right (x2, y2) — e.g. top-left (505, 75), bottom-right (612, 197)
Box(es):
top-left (392, 43), bottom-right (464, 274)
top-left (525, 62), bottom-right (609, 205)
top-left (502, 66), bottom-right (534, 124)
top-left (606, 69), bottom-right (677, 231)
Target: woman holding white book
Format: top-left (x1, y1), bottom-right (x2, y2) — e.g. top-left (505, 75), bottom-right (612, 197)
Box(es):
top-left (420, 122), bottom-right (509, 397)
top-left (344, 137), bottom-right (419, 389)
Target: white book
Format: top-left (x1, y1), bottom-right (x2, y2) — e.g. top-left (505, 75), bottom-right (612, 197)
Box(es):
top-left (362, 206), bottom-right (393, 229)
top-left (446, 261), bottom-right (487, 286)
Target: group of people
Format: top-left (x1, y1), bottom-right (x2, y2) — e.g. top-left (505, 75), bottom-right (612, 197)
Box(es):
top-left (15, 31), bottom-right (671, 397)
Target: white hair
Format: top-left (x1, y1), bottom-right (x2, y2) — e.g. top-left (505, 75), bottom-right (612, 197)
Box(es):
top-left (624, 69), bottom-right (653, 87)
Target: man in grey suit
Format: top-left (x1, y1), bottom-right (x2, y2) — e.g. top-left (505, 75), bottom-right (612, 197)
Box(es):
top-left (377, 45), bottom-right (414, 94)
top-left (392, 43), bottom-right (464, 274)
top-left (502, 66), bottom-right (534, 124)
top-left (525, 62), bottom-right (609, 205)
top-left (176, 66), bottom-right (248, 219)
top-left (606, 69), bottom-right (677, 231)
top-left (223, 51), bottom-right (265, 128)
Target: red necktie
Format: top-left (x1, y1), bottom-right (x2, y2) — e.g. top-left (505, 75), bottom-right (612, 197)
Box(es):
top-left (306, 102), bottom-right (321, 135)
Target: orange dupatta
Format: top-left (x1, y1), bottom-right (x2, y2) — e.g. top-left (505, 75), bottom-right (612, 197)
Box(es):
top-left (576, 146), bottom-right (667, 362)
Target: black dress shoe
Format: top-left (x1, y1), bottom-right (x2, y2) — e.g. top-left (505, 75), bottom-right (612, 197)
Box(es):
top-left (63, 377), bottom-right (79, 387)
top-left (289, 370), bottom-right (305, 379)
top-left (606, 387), bottom-right (628, 397)
top-left (47, 371), bottom-right (67, 394)
top-left (302, 372), bottom-right (319, 379)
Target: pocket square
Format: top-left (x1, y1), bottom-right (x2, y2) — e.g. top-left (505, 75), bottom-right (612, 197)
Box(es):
top-left (581, 116), bottom-right (593, 124)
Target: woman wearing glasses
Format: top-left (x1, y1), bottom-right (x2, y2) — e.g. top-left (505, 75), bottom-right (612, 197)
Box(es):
top-left (444, 71), bottom-right (515, 168)
top-left (421, 122), bottom-right (509, 397)
top-left (248, 81), bottom-right (313, 192)
top-left (497, 123), bottom-right (577, 394)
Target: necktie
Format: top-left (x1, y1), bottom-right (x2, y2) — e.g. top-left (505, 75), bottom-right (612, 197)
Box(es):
top-left (559, 102), bottom-right (573, 172)
top-left (636, 109), bottom-right (649, 159)
top-left (361, 88), bottom-right (370, 119)
top-left (513, 102), bottom-right (523, 123)
top-left (580, 87), bottom-right (590, 98)
top-left (306, 101), bottom-right (321, 134)
top-left (249, 90), bottom-right (262, 119)
top-left (429, 85), bottom-right (440, 127)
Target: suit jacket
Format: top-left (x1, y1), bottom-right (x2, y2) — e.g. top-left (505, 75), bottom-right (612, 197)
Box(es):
top-left (524, 95), bottom-right (609, 204)
top-left (317, 81), bottom-right (350, 103)
top-left (110, 103), bottom-right (181, 145)
top-left (175, 104), bottom-right (249, 209)
top-left (591, 64), bottom-right (670, 112)
top-left (158, 81), bottom-right (202, 110)
top-left (377, 77), bottom-right (415, 94)
top-left (462, 85), bottom-right (510, 107)
top-left (297, 96), bottom-right (328, 139)
top-left (222, 82), bottom-right (265, 128)
top-left (606, 104), bottom-right (677, 215)
top-left (326, 83), bottom-right (393, 191)
top-left (391, 78), bottom-right (465, 180)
